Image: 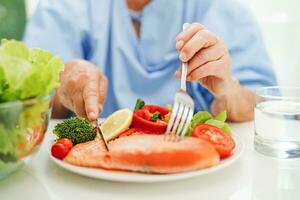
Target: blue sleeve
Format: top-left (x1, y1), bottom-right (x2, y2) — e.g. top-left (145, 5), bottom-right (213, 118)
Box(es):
top-left (201, 0), bottom-right (277, 90)
top-left (23, 0), bottom-right (91, 62)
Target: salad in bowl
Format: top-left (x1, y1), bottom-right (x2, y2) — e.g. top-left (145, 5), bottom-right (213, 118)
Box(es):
top-left (0, 39), bottom-right (63, 179)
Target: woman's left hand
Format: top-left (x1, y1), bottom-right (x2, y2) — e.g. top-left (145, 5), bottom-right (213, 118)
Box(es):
top-left (175, 23), bottom-right (237, 97)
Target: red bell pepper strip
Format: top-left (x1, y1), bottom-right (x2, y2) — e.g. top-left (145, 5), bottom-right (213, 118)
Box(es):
top-left (131, 105), bottom-right (170, 134)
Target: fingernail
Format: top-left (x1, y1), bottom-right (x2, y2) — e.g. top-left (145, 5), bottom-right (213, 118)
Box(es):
top-left (179, 53), bottom-right (186, 61)
top-left (88, 112), bottom-right (97, 120)
top-left (176, 40), bottom-right (184, 49)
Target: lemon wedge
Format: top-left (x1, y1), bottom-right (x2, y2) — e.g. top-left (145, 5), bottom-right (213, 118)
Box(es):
top-left (101, 109), bottom-right (133, 141)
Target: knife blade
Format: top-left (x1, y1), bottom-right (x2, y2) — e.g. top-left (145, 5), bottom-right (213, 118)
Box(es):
top-left (92, 119), bottom-right (109, 151)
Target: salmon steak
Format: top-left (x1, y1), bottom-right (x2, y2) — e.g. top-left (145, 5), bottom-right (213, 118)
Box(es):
top-left (64, 134), bottom-right (220, 174)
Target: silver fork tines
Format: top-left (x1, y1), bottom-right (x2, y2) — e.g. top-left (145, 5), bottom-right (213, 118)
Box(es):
top-left (164, 23), bottom-right (195, 142)
top-left (165, 90), bottom-right (194, 142)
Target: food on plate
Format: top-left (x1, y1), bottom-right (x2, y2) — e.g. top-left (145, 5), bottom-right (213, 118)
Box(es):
top-left (51, 138), bottom-right (73, 160)
top-left (56, 138), bottom-right (74, 151)
top-left (53, 117), bottom-right (96, 145)
top-left (123, 98), bottom-right (171, 136)
top-left (192, 124), bottom-right (235, 159)
top-left (64, 134), bottom-right (220, 174)
top-left (51, 98), bottom-right (236, 174)
top-left (101, 108), bottom-right (133, 141)
top-left (187, 111), bottom-right (232, 136)
top-left (134, 98), bottom-right (145, 111)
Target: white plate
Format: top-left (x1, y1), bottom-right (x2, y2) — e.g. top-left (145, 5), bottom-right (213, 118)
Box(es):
top-left (48, 134), bottom-right (244, 183)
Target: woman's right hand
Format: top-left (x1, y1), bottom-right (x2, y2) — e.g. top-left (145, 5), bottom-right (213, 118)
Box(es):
top-left (57, 59), bottom-right (108, 121)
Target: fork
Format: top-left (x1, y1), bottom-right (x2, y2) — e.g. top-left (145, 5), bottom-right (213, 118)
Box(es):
top-left (164, 23), bottom-right (195, 141)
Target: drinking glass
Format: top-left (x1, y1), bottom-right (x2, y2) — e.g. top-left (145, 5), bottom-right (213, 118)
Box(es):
top-left (254, 86), bottom-right (300, 158)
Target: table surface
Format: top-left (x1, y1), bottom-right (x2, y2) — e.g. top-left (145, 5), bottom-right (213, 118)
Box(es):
top-left (1, 120), bottom-right (300, 200)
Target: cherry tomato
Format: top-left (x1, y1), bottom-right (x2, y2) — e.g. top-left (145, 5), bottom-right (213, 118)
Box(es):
top-left (51, 143), bottom-right (69, 160)
top-left (51, 138), bottom-right (73, 160)
top-left (56, 138), bottom-right (73, 151)
top-left (192, 124), bottom-right (235, 159)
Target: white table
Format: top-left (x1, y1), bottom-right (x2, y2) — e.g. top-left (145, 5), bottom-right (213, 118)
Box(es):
top-left (1, 120), bottom-right (300, 200)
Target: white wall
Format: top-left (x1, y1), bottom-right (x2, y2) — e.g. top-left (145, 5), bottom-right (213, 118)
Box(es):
top-left (25, 0), bottom-right (300, 86)
top-left (247, 0), bottom-right (300, 86)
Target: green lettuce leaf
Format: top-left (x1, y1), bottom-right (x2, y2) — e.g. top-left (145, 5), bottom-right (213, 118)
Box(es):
top-left (0, 39), bottom-right (64, 101)
top-left (222, 123), bottom-right (233, 136)
top-left (205, 119), bottom-right (225, 129)
top-left (214, 111), bottom-right (227, 122)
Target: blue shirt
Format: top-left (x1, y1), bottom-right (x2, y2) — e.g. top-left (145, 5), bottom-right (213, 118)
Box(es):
top-left (23, 0), bottom-right (277, 117)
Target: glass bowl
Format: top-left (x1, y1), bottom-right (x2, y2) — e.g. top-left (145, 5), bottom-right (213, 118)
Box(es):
top-left (0, 94), bottom-right (53, 179)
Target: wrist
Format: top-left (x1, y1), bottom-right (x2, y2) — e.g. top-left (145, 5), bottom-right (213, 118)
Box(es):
top-left (214, 77), bottom-right (240, 100)
top-left (211, 79), bottom-right (255, 122)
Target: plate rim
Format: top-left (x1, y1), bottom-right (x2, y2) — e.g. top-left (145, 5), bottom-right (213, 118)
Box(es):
top-left (48, 133), bottom-right (244, 183)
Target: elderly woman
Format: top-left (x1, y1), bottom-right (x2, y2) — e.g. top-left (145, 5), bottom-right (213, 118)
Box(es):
top-left (24, 0), bottom-right (276, 122)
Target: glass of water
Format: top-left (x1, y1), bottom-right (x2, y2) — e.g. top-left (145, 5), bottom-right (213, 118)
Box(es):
top-left (254, 86), bottom-right (300, 159)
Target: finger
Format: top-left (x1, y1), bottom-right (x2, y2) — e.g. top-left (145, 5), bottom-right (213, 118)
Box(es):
top-left (175, 23), bottom-right (205, 50)
top-left (188, 57), bottom-right (225, 81)
top-left (73, 92), bottom-right (87, 119)
top-left (83, 77), bottom-right (99, 121)
top-left (175, 23), bottom-right (204, 42)
top-left (175, 68), bottom-right (192, 81)
top-left (187, 43), bottom-right (226, 75)
top-left (175, 40), bottom-right (185, 51)
top-left (98, 75), bottom-right (108, 113)
top-left (180, 30), bottom-right (218, 62)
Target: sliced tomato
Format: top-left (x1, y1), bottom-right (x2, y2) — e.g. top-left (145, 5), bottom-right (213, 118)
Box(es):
top-left (131, 105), bottom-right (170, 134)
top-left (192, 124), bottom-right (235, 159)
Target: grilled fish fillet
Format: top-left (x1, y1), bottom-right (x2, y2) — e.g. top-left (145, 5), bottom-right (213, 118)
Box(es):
top-left (64, 134), bottom-right (220, 174)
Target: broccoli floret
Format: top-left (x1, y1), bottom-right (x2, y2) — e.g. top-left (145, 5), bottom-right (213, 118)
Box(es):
top-left (53, 117), bottom-right (96, 144)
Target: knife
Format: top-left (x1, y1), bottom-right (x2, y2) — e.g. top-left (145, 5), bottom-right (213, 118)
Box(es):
top-left (92, 119), bottom-right (109, 151)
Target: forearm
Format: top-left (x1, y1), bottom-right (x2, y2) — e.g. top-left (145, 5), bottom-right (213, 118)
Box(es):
top-left (210, 80), bottom-right (255, 122)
